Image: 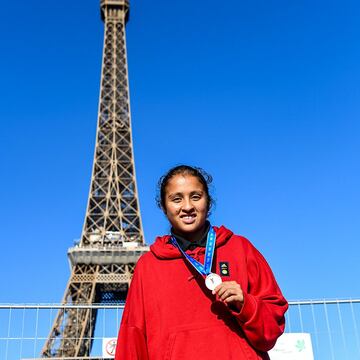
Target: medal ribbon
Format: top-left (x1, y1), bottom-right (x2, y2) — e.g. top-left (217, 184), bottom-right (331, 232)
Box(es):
top-left (170, 226), bottom-right (216, 276)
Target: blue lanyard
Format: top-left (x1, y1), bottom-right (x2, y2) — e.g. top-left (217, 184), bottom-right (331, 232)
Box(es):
top-left (171, 226), bottom-right (216, 276)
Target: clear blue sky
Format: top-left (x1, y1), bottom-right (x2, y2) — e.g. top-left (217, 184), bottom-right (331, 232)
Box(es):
top-left (0, 0), bottom-right (359, 303)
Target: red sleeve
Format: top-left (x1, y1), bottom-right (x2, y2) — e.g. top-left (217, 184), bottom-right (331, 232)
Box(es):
top-left (230, 238), bottom-right (288, 353)
top-left (115, 258), bottom-right (149, 360)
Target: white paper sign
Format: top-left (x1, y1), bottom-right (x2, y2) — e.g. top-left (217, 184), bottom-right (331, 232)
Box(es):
top-left (269, 333), bottom-right (314, 360)
top-left (102, 337), bottom-right (117, 359)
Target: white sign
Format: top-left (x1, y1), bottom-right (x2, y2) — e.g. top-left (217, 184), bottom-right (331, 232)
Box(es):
top-left (269, 333), bottom-right (314, 360)
top-left (102, 337), bottom-right (117, 359)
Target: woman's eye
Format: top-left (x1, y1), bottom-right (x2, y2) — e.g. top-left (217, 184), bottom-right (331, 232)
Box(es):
top-left (192, 194), bottom-right (201, 200)
top-left (172, 197), bottom-right (182, 202)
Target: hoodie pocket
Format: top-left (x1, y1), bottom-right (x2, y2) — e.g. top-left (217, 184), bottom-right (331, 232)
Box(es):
top-left (164, 323), bottom-right (257, 360)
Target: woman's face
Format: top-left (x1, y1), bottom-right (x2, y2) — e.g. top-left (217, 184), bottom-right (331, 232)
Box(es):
top-left (163, 174), bottom-right (208, 239)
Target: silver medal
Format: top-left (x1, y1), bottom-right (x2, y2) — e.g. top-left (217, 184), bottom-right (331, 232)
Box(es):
top-left (205, 273), bottom-right (222, 291)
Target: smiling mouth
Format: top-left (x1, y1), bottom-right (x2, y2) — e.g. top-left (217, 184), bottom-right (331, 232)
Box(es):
top-left (180, 214), bottom-right (196, 224)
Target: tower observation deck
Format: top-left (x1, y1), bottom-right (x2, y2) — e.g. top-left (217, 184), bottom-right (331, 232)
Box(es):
top-left (41, 0), bottom-right (148, 357)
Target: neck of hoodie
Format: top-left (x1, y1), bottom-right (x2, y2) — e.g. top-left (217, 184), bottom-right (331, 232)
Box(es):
top-left (150, 225), bottom-right (234, 260)
top-left (171, 221), bottom-right (211, 251)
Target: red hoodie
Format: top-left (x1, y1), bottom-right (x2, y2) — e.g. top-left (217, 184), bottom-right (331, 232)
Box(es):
top-left (115, 226), bottom-right (288, 360)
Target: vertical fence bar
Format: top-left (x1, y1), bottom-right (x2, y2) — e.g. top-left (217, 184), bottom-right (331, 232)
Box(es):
top-left (49, 305), bottom-right (53, 330)
top-left (350, 300), bottom-right (360, 356)
top-left (49, 305), bottom-right (53, 348)
top-left (19, 307), bottom-right (26, 359)
top-left (116, 307), bottom-right (119, 330)
top-left (5, 307), bottom-right (12, 360)
top-left (324, 300), bottom-right (335, 360)
top-left (76, 306), bottom-right (79, 349)
top-left (103, 307), bottom-right (106, 340)
top-left (310, 301), bottom-right (319, 354)
top-left (297, 303), bottom-right (304, 333)
top-left (336, 300), bottom-right (348, 357)
top-left (33, 306), bottom-right (40, 358)
top-left (285, 307), bottom-right (292, 332)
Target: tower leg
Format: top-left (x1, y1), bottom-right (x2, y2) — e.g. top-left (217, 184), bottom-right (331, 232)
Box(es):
top-left (41, 265), bottom-right (98, 357)
top-left (41, 263), bottom-right (135, 357)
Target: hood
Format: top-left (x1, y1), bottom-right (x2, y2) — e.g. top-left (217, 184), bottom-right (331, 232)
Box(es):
top-left (150, 225), bottom-right (234, 260)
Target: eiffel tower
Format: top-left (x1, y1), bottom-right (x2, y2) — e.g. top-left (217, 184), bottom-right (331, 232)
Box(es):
top-left (41, 0), bottom-right (148, 358)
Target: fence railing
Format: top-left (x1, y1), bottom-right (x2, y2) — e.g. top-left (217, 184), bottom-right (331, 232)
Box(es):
top-left (0, 299), bottom-right (359, 360)
top-left (284, 299), bottom-right (360, 360)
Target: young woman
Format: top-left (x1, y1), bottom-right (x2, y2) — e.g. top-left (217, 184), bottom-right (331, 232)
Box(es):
top-left (115, 165), bottom-right (288, 360)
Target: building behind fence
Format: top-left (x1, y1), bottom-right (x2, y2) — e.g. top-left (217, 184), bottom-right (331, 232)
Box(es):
top-left (1, 299), bottom-right (359, 360)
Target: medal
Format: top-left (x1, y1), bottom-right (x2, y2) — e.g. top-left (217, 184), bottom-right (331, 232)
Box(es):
top-left (205, 273), bottom-right (222, 291)
top-left (171, 226), bottom-right (222, 291)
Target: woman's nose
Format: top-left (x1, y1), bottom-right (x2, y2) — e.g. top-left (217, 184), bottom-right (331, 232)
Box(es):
top-left (182, 198), bottom-right (194, 211)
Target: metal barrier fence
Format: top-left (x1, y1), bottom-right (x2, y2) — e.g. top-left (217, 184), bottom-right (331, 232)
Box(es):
top-left (285, 299), bottom-right (360, 360)
top-left (0, 299), bottom-right (359, 360)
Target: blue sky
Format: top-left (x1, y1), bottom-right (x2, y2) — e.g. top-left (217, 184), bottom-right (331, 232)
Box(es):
top-left (0, 0), bottom-right (359, 304)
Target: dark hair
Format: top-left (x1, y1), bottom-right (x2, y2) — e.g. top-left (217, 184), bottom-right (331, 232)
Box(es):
top-left (156, 165), bottom-right (214, 213)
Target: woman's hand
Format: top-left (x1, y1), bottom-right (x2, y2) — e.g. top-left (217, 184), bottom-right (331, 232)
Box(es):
top-left (213, 281), bottom-right (244, 312)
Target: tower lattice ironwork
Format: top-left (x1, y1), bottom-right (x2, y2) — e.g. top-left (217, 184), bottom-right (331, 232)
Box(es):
top-left (42, 1), bottom-right (148, 358)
